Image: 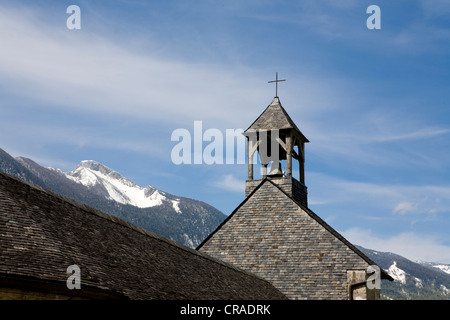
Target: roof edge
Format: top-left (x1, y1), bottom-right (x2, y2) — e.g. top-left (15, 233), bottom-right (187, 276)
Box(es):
top-left (196, 178), bottom-right (269, 250)
top-left (264, 179), bottom-right (393, 281)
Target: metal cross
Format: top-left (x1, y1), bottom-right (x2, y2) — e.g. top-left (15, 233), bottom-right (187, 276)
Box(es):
top-left (268, 72), bottom-right (286, 97)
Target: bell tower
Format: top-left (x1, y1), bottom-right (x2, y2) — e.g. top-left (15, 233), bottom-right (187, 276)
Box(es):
top-left (242, 76), bottom-right (309, 207)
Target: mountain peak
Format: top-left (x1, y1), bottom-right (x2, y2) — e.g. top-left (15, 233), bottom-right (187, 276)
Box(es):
top-left (77, 160), bottom-right (111, 173)
top-left (66, 160), bottom-right (177, 209)
top-left (75, 160), bottom-right (128, 182)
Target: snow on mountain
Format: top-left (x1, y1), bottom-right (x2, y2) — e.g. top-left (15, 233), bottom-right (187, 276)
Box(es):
top-left (413, 277), bottom-right (423, 288)
top-left (416, 260), bottom-right (450, 276)
top-left (358, 246), bottom-right (450, 299)
top-left (433, 264), bottom-right (450, 276)
top-left (171, 199), bottom-right (181, 214)
top-left (65, 160), bottom-right (181, 211)
top-left (441, 285), bottom-right (449, 294)
top-left (387, 261), bottom-right (406, 284)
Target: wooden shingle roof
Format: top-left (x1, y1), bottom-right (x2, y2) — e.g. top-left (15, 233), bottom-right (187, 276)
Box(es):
top-left (198, 178), bottom-right (392, 299)
top-left (0, 172), bottom-right (286, 300)
top-left (244, 97), bottom-right (309, 142)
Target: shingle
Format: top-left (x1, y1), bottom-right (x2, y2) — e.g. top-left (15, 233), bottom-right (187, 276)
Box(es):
top-left (243, 97), bottom-right (309, 142)
top-left (0, 172), bottom-right (286, 300)
top-left (198, 179), bottom-right (391, 300)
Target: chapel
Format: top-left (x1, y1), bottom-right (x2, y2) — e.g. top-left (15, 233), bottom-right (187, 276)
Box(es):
top-left (197, 82), bottom-right (392, 300)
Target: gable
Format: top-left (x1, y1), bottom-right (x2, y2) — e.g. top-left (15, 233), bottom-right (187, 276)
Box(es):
top-left (198, 179), bottom-right (385, 299)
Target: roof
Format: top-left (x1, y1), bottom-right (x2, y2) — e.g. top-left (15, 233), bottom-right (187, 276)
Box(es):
top-left (244, 97), bottom-right (309, 142)
top-left (0, 172), bottom-right (287, 300)
top-left (197, 178), bottom-right (392, 283)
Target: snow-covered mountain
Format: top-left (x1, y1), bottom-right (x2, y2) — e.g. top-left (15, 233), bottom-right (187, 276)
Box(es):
top-left (358, 246), bottom-right (450, 300)
top-left (417, 261), bottom-right (450, 276)
top-left (65, 160), bottom-right (182, 213)
top-left (0, 148), bottom-right (226, 248)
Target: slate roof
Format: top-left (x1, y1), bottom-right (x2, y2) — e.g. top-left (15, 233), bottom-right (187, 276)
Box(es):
top-left (198, 178), bottom-right (392, 299)
top-left (244, 97), bottom-right (309, 142)
top-left (0, 172), bottom-right (286, 300)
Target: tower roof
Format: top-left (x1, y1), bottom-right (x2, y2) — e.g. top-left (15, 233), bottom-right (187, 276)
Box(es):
top-left (244, 97), bottom-right (309, 143)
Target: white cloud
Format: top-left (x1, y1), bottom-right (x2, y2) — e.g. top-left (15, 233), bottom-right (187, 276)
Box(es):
top-left (393, 201), bottom-right (418, 215)
top-left (213, 174), bottom-right (244, 193)
top-left (0, 3), bottom-right (370, 168)
top-left (371, 128), bottom-right (450, 143)
top-left (307, 114), bottom-right (450, 169)
top-left (0, 3), bottom-right (370, 131)
top-left (308, 172), bottom-right (450, 224)
top-left (0, 5), bottom-right (270, 129)
top-left (342, 228), bottom-right (450, 264)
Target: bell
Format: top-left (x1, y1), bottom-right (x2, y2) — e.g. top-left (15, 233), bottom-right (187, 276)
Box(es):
top-left (268, 161), bottom-right (283, 177)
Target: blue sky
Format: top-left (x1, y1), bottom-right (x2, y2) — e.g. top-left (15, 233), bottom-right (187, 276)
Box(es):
top-left (1, 0), bottom-right (450, 263)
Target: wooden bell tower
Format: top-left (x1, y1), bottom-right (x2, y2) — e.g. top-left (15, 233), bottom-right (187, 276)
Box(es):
top-left (242, 83), bottom-right (309, 207)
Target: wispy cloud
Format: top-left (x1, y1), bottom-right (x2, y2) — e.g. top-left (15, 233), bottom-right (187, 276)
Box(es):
top-left (0, 2), bottom-right (371, 166)
top-left (370, 128), bottom-right (450, 143)
top-left (393, 201), bottom-right (418, 215)
top-left (342, 228), bottom-right (450, 264)
top-left (0, 5), bottom-right (269, 129)
top-left (243, 0), bottom-right (450, 56)
top-left (308, 172), bottom-right (450, 220)
top-left (307, 112), bottom-right (450, 169)
top-left (213, 174), bottom-right (244, 193)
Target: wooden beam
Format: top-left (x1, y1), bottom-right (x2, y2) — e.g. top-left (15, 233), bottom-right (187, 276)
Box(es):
top-left (275, 137), bottom-right (288, 152)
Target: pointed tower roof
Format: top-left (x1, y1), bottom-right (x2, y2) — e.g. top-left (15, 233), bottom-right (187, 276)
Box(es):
top-left (244, 97), bottom-right (309, 143)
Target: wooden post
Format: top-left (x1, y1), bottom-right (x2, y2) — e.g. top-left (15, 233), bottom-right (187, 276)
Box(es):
top-left (300, 142), bottom-right (305, 184)
top-left (247, 137), bottom-right (253, 180)
top-left (286, 134), bottom-right (292, 177)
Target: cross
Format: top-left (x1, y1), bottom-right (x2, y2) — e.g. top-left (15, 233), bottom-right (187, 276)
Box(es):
top-left (268, 72), bottom-right (286, 97)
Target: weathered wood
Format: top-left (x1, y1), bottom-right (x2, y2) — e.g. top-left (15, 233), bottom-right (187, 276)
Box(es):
top-left (286, 134), bottom-right (292, 177)
top-left (300, 142), bottom-right (305, 184)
